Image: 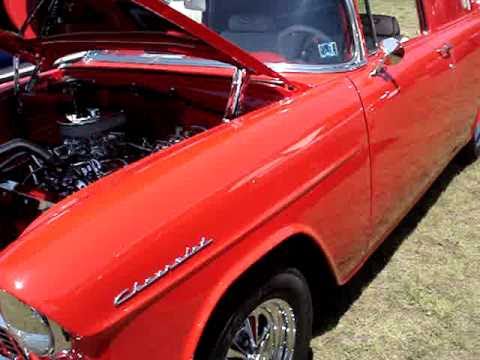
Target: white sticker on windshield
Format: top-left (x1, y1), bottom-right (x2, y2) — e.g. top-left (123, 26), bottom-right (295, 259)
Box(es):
top-left (318, 42), bottom-right (339, 59)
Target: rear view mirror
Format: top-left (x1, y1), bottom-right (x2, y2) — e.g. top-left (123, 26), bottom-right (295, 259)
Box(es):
top-left (184, 0), bottom-right (206, 11)
top-left (360, 14), bottom-right (401, 39)
top-left (380, 38), bottom-right (405, 65)
top-left (370, 38), bottom-right (405, 77)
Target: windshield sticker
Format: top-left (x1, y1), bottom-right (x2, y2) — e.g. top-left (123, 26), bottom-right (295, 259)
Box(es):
top-left (318, 42), bottom-right (339, 59)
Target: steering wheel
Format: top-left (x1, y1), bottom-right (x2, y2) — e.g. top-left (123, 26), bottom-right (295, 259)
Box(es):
top-left (278, 25), bottom-right (335, 64)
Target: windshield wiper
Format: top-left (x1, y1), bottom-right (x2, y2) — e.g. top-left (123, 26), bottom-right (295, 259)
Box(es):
top-left (13, 0), bottom-right (54, 112)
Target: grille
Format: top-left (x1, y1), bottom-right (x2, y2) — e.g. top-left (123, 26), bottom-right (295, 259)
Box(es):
top-left (0, 327), bottom-right (26, 360)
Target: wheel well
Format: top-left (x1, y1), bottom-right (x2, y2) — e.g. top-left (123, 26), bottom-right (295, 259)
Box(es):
top-left (194, 234), bottom-right (337, 359)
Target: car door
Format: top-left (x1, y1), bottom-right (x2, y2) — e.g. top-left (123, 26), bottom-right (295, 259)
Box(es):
top-left (429, 0), bottom-right (480, 142)
top-left (348, 0), bottom-right (459, 248)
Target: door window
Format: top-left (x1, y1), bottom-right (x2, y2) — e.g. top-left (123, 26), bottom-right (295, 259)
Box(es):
top-left (357, 0), bottom-right (423, 53)
top-left (461, 0), bottom-right (472, 11)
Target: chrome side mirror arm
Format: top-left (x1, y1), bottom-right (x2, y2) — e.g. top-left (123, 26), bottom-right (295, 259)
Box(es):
top-left (370, 38), bottom-right (405, 77)
top-left (370, 58), bottom-right (387, 77)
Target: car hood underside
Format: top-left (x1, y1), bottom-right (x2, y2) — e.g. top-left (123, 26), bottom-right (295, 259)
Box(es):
top-left (0, 0), bottom-right (292, 86)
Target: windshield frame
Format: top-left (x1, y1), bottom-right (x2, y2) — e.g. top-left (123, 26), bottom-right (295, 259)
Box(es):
top-left (187, 0), bottom-right (367, 73)
top-left (265, 0), bottom-right (367, 73)
top-left (25, 0), bottom-right (366, 76)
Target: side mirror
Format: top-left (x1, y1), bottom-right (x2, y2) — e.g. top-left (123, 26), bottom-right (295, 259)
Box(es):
top-left (184, 0), bottom-right (206, 11)
top-left (370, 37), bottom-right (405, 77)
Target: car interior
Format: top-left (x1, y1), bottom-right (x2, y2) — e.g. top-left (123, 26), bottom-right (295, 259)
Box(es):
top-left (206, 0), bottom-right (355, 64)
top-left (360, 14), bottom-right (402, 52)
top-left (202, 0), bottom-right (405, 62)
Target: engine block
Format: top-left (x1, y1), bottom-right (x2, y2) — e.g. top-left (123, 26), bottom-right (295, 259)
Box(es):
top-left (0, 109), bottom-right (206, 203)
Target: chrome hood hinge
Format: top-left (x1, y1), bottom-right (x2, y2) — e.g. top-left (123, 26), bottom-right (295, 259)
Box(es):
top-left (223, 67), bottom-right (251, 122)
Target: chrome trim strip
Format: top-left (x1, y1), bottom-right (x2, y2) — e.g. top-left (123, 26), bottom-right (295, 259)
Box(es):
top-left (0, 314), bottom-right (28, 359)
top-left (0, 52), bottom-right (86, 82)
top-left (0, 65), bottom-right (36, 82)
top-left (55, 51), bottom-right (88, 66)
top-left (83, 52), bottom-right (233, 69)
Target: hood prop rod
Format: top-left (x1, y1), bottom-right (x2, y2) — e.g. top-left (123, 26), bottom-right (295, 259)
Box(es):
top-left (223, 67), bottom-right (250, 123)
top-left (19, 0), bottom-right (50, 36)
top-left (13, 56), bottom-right (21, 96)
top-left (13, 0), bottom-right (53, 108)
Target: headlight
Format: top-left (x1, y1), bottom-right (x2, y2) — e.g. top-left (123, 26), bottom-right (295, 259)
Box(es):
top-left (0, 291), bottom-right (72, 357)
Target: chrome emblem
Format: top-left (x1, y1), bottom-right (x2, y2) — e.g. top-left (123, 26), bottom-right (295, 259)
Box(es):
top-left (114, 237), bottom-right (213, 307)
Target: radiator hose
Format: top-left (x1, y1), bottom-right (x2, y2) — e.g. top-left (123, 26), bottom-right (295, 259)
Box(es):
top-left (0, 139), bottom-right (60, 167)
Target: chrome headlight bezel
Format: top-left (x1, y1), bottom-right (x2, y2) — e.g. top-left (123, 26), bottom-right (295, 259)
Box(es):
top-left (0, 290), bottom-right (72, 357)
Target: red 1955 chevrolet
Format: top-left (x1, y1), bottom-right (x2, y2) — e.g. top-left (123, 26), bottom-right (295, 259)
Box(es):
top-left (0, 0), bottom-right (478, 359)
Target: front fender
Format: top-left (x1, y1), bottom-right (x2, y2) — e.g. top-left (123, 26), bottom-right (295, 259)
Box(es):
top-left (179, 223), bottom-right (333, 359)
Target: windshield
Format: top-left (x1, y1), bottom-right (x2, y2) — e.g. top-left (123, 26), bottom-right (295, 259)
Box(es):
top-left (168, 0), bottom-right (355, 66)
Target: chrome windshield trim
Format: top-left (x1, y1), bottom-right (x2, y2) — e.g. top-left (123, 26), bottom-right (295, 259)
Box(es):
top-left (268, 59), bottom-right (366, 73)
top-left (269, 0), bottom-right (367, 73)
top-left (79, 51), bottom-right (367, 74)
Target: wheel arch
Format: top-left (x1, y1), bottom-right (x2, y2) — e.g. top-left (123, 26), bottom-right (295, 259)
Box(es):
top-left (191, 232), bottom-right (338, 359)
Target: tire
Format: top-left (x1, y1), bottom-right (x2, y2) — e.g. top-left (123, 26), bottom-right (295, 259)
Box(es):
top-left (204, 268), bottom-right (313, 360)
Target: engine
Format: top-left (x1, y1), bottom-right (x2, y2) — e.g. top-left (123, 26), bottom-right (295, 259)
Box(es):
top-left (0, 107), bottom-right (206, 241)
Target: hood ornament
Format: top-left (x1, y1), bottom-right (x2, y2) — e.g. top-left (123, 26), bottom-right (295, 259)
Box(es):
top-left (114, 237), bottom-right (213, 307)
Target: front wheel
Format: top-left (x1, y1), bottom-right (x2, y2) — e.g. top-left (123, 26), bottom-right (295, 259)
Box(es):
top-left (205, 269), bottom-right (313, 360)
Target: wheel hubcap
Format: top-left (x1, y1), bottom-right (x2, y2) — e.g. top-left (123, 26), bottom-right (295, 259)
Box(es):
top-left (225, 299), bottom-right (297, 360)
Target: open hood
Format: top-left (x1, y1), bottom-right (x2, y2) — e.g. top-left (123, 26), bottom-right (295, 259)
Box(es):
top-left (0, 0), bottom-right (293, 86)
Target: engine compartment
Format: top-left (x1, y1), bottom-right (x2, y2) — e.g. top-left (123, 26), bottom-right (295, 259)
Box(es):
top-left (0, 109), bottom-right (207, 202)
top-left (0, 62), bottom-right (287, 247)
top-left (0, 75), bottom-right (226, 245)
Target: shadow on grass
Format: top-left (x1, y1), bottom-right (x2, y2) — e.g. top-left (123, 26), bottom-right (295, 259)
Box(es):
top-left (312, 155), bottom-right (471, 337)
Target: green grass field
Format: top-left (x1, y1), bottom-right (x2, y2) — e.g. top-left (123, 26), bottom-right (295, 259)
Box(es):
top-left (358, 0), bottom-right (421, 38)
top-left (311, 3), bottom-right (480, 359)
top-left (311, 157), bottom-right (480, 359)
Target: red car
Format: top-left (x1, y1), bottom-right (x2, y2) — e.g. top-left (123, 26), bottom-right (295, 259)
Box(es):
top-left (0, 0), bottom-right (478, 359)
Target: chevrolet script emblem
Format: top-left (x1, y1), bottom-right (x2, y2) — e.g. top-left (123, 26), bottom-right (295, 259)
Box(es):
top-left (114, 237), bottom-right (213, 306)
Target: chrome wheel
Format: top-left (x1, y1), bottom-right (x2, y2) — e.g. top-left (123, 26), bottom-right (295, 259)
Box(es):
top-left (225, 299), bottom-right (297, 360)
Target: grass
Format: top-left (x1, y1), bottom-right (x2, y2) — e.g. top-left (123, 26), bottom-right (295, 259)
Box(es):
top-left (358, 0), bottom-right (421, 38)
top-left (311, 156), bottom-right (480, 359)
